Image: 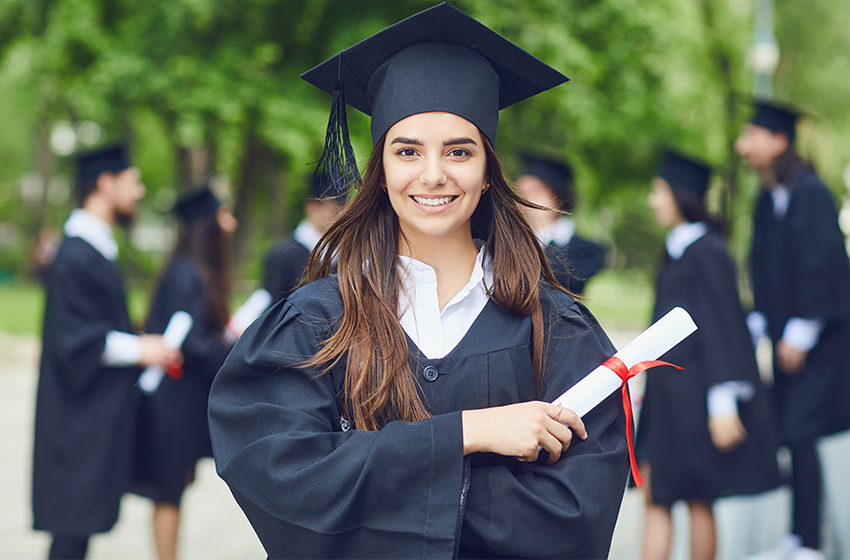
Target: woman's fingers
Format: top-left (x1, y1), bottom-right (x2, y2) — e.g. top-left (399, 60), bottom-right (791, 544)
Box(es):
top-left (551, 404), bottom-right (587, 440)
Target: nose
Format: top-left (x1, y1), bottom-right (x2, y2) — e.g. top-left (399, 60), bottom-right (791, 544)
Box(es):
top-left (420, 154), bottom-right (447, 188)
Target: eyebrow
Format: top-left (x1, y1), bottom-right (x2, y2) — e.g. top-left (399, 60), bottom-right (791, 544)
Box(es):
top-left (388, 136), bottom-right (479, 147)
top-left (390, 137), bottom-right (424, 146)
top-left (443, 137), bottom-right (478, 147)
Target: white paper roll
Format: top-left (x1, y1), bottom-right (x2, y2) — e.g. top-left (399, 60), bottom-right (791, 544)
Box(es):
top-left (138, 311), bottom-right (194, 395)
top-left (225, 289), bottom-right (273, 343)
top-left (552, 307), bottom-right (697, 417)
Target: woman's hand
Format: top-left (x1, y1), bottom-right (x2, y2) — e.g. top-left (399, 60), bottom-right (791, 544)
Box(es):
top-left (775, 340), bottom-right (806, 376)
top-left (708, 413), bottom-right (747, 453)
top-left (462, 401), bottom-right (587, 464)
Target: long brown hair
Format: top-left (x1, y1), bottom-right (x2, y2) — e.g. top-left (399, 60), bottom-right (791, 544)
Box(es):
top-left (171, 213), bottom-right (232, 331)
top-left (304, 133), bottom-right (567, 430)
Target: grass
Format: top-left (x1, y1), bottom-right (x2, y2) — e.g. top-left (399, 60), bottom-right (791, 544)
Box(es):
top-left (0, 270), bottom-right (656, 338)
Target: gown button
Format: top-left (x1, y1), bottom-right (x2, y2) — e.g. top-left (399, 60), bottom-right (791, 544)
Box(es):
top-left (423, 366), bottom-right (439, 382)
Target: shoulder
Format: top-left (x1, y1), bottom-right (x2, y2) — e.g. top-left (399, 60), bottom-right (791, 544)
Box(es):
top-left (569, 235), bottom-right (607, 254)
top-left (266, 236), bottom-right (308, 259)
top-left (285, 275), bottom-right (343, 324)
top-left (539, 283), bottom-right (587, 321)
top-left (687, 230), bottom-right (729, 259)
top-left (793, 172), bottom-right (835, 202)
top-left (160, 256), bottom-right (204, 291)
top-left (51, 237), bottom-right (108, 275)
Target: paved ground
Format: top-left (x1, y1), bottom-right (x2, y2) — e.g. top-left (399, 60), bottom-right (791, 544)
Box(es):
top-left (1, 330), bottom-right (848, 559)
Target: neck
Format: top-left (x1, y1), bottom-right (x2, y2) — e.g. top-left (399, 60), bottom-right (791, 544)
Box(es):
top-left (399, 229), bottom-right (480, 307)
top-left (82, 196), bottom-right (116, 227)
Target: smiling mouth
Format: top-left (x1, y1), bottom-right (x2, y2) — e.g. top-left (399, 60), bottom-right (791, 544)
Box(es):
top-left (411, 195), bottom-right (458, 206)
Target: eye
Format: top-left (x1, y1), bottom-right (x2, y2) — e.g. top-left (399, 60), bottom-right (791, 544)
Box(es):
top-left (447, 148), bottom-right (472, 158)
top-left (396, 147), bottom-right (418, 157)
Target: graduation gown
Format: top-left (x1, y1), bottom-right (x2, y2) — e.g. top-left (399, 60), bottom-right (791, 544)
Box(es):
top-left (132, 257), bottom-right (232, 505)
top-left (636, 230), bottom-right (782, 505)
top-left (545, 236), bottom-right (607, 295)
top-left (264, 236), bottom-right (310, 305)
top-left (209, 277), bottom-right (629, 559)
top-left (32, 237), bottom-right (139, 535)
top-left (751, 167), bottom-right (850, 443)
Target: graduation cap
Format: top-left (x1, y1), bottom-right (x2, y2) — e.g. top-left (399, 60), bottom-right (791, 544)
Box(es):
top-left (750, 100), bottom-right (802, 142)
top-left (75, 144), bottom-right (132, 203)
top-left (174, 185), bottom-right (220, 224)
top-left (656, 151), bottom-right (712, 199)
top-left (520, 154), bottom-right (575, 207)
top-left (301, 2), bottom-right (569, 195)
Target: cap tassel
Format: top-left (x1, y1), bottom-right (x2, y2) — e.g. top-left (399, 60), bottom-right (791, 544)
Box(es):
top-left (313, 79), bottom-right (361, 197)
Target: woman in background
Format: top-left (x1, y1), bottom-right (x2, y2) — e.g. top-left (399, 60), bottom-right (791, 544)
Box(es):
top-left (133, 185), bottom-right (237, 560)
top-left (637, 151), bottom-right (781, 560)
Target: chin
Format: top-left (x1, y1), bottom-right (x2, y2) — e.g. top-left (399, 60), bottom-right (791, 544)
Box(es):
top-left (115, 210), bottom-right (137, 229)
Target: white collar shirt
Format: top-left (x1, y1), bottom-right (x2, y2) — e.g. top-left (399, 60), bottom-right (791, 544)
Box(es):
top-left (536, 215), bottom-right (575, 247)
top-left (293, 219), bottom-right (323, 252)
top-left (397, 243), bottom-right (492, 360)
top-left (665, 221), bottom-right (708, 260)
top-left (63, 209), bottom-right (119, 261)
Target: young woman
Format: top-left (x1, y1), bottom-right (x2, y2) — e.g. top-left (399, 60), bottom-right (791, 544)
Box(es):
top-left (637, 152), bottom-right (782, 560)
top-left (209, 4), bottom-right (630, 558)
top-left (133, 186), bottom-right (238, 560)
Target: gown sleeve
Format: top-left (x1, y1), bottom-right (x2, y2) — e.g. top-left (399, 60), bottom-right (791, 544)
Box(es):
top-left (459, 298), bottom-right (629, 559)
top-left (147, 260), bottom-right (231, 377)
top-left (49, 247), bottom-right (120, 393)
top-left (208, 293), bottom-right (467, 558)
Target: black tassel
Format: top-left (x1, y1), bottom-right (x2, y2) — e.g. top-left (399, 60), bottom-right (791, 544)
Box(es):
top-left (313, 79), bottom-right (361, 198)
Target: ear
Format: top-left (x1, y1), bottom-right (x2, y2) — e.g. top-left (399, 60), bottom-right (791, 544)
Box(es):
top-left (95, 171), bottom-right (116, 198)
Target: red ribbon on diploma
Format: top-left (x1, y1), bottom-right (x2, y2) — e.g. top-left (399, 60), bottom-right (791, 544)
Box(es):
top-left (602, 356), bottom-right (684, 487)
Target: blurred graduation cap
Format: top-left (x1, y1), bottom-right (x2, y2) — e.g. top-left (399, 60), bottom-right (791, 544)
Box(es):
top-left (750, 100), bottom-right (803, 142)
top-left (656, 150), bottom-right (712, 199)
top-left (75, 144), bottom-right (132, 204)
top-left (520, 154), bottom-right (575, 208)
top-left (174, 185), bottom-right (221, 224)
top-left (301, 2), bottom-right (569, 195)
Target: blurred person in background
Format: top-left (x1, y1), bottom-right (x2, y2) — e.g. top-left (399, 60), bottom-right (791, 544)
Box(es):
top-left (637, 151), bottom-right (782, 560)
top-left (263, 175), bottom-right (344, 305)
top-left (736, 101), bottom-right (850, 560)
top-left (131, 185), bottom-right (238, 560)
top-left (515, 154), bottom-right (607, 295)
top-left (32, 145), bottom-right (182, 560)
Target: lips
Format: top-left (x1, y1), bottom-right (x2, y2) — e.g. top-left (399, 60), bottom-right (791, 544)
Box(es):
top-left (411, 195), bottom-right (458, 206)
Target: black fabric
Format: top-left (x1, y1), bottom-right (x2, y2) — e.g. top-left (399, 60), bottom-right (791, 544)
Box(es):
top-left (751, 100), bottom-right (800, 141)
top-left (656, 151), bottom-right (711, 198)
top-left (750, 166), bottom-right (850, 443)
top-left (174, 186), bottom-right (220, 224)
top-left (545, 236), bottom-right (607, 295)
top-left (131, 257), bottom-right (232, 505)
top-left (636, 230), bottom-right (783, 505)
top-left (263, 236), bottom-right (311, 305)
top-left (49, 534), bottom-right (90, 560)
top-left (209, 277), bottom-right (629, 559)
top-left (300, 3), bottom-right (568, 146)
top-left (32, 237), bottom-right (139, 535)
top-left (789, 441), bottom-right (821, 549)
top-left (76, 145), bottom-right (131, 189)
top-left (520, 154), bottom-right (574, 206)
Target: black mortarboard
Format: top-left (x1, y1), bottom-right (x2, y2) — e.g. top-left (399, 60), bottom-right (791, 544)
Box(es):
top-left (301, 2), bottom-right (568, 194)
top-left (520, 154), bottom-right (575, 205)
top-left (174, 185), bottom-right (220, 224)
top-left (750, 100), bottom-right (801, 142)
top-left (76, 144), bottom-right (132, 201)
top-left (656, 151), bottom-right (712, 199)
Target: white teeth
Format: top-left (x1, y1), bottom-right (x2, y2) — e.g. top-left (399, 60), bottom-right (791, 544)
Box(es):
top-left (412, 195), bottom-right (455, 206)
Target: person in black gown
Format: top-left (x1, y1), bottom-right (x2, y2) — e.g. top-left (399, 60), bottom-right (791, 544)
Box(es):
top-left (208, 4), bottom-right (630, 559)
top-left (132, 185), bottom-right (238, 559)
top-left (736, 101), bottom-right (850, 560)
top-left (516, 154), bottom-right (607, 294)
top-left (636, 151), bottom-right (782, 560)
top-left (263, 176), bottom-right (344, 305)
top-left (32, 145), bottom-right (181, 560)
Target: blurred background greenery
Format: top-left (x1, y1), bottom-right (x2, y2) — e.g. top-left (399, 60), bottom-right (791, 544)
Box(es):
top-left (0, 0), bottom-right (849, 335)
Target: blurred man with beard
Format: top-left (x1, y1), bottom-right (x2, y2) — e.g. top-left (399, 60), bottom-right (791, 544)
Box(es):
top-left (32, 145), bottom-right (182, 559)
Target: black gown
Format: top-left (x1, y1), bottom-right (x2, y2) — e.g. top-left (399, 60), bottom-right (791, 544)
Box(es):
top-left (635, 230), bottom-right (782, 505)
top-left (32, 237), bottom-right (139, 536)
top-left (264, 236), bottom-right (310, 305)
top-left (751, 167), bottom-right (850, 443)
top-left (209, 277), bottom-right (630, 559)
top-left (545, 236), bottom-right (607, 295)
top-left (132, 257), bottom-right (232, 505)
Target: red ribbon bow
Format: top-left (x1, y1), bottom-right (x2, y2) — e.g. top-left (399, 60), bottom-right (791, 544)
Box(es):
top-left (602, 356), bottom-right (684, 487)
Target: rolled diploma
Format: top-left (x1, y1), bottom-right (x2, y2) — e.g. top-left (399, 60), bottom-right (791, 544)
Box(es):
top-left (137, 311), bottom-right (194, 395)
top-left (224, 289), bottom-right (273, 343)
top-left (552, 307), bottom-right (697, 417)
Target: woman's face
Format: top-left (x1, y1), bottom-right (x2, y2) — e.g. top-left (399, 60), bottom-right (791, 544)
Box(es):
top-left (216, 206), bottom-right (238, 234)
top-left (648, 177), bottom-right (684, 228)
top-left (516, 174), bottom-right (559, 230)
top-left (382, 111), bottom-right (487, 247)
